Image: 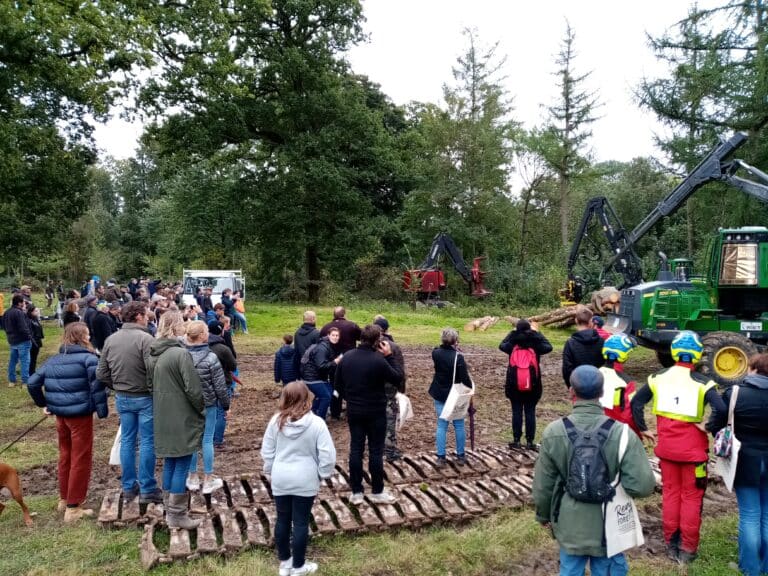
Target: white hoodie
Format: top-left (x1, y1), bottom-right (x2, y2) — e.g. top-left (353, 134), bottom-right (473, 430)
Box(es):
top-left (261, 411), bottom-right (337, 497)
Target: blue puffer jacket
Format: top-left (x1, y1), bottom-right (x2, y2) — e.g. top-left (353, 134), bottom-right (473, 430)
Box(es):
top-left (28, 345), bottom-right (108, 418)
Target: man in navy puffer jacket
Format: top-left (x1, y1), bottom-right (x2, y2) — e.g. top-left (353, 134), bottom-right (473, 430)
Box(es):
top-left (28, 323), bottom-right (108, 523)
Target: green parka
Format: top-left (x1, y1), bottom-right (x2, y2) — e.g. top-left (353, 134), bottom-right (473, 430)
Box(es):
top-left (533, 400), bottom-right (656, 557)
top-left (149, 338), bottom-right (205, 458)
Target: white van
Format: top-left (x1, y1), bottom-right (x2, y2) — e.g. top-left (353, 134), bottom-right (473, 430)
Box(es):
top-left (182, 269), bottom-right (245, 307)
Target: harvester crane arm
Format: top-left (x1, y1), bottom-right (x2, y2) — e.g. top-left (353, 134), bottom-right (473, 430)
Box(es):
top-left (419, 233), bottom-right (473, 284)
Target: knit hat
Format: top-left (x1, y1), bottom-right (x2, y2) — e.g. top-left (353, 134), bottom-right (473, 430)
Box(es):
top-left (373, 317), bottom-right (389, 332)
top-left (516, 319), bottom-right (531, 332)
top-left (569, 365), bottom-right (604, 400)
top-left (591, 315), bottom-right (605, 327)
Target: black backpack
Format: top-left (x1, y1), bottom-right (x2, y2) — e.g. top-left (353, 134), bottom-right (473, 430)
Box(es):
top-left (562, 417), bottom-right (616, 504)
top-left (299, 343), bottom-right (319, 379)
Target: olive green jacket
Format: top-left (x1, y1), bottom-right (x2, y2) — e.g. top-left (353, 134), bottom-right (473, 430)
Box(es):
top-left (149, 338), bottom-right (205, 458)
top-left (533, 401), bottom-right (656, 557)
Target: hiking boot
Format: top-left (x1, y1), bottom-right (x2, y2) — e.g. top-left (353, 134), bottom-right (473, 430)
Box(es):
top-left (63, 505), bottom-right (94, 524)
top-left (508, 441), bottom-right (522, 450)
top-left (349, 493), bottom-right (364, 505)
top-left (435, 456), bottom-right (447, 468)
top-left (166, 493), bottom-right (202, 530)
top-left (526, 442), bottom-right (539, 452)
top-left (290, 561), bottom-right (318, 575)
top-left (369, 490), bottom-right (397, 505)
top-left (122, 487), bottom-right (139, 502)
top-left (186, 475), bottom-right (201, 492)
top-left (57, 499), bottom-right (67, 514)
top-left (202, 477), bottom-right (224, 494)
top-left (279, 557), bottom-right (293, 576)
top-left (677, 549), bottom-right (698, 564)
top-left (140, 489), bottom-right (164, 505)
top-left (666, 531), bottom-right (680, 561)
top-left (455, 454), bottom-right (467, 466)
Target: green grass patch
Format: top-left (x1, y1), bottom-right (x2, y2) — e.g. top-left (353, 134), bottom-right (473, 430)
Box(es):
top-left (1, 437), bottom-right (58, 472)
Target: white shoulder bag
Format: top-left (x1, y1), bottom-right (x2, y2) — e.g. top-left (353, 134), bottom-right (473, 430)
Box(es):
top-left (605, 424), bottom-right (645, 557)
top-left (439, 351), bottom-right (474, 421)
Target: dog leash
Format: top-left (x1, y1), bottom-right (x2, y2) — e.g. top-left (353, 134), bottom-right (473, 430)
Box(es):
top-left (0, 415), bottom-right (48, 457)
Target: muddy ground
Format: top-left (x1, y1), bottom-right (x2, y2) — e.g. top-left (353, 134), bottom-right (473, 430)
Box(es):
top-left (4, 345), bottom-right (736, 574)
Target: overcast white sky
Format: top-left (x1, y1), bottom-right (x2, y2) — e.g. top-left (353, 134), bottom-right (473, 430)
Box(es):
top-left (94, 0), bottom-right (720, 164)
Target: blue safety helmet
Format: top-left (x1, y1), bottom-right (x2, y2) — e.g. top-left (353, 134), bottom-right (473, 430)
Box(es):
top-left (602, 334), bottom-right (635, 363)
top-left (670, 330), bottom-right (704, 364)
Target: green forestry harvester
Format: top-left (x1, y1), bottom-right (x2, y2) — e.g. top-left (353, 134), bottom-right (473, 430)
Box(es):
top-left (566, 132), bottom-right (768, 386)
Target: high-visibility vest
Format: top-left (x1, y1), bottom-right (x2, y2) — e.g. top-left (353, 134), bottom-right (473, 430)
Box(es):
top-left (648, 365), bottom-right (715, 423)
top-left (599, 366), bottom-right (627, 409)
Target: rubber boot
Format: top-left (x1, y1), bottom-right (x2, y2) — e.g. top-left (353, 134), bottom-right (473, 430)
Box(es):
top-left (166, 493), bottom-right (201, 530)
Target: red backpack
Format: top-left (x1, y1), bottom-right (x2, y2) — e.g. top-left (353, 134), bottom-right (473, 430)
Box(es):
top-left (509, 346), bottom-right (539, 392)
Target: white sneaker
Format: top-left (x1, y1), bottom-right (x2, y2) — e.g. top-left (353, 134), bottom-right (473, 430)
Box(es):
top-left (202, 477), bottom-right (224, 494)
top-left (186, 477), bottom-right (200, 491)
top-left (369, 490), bottom-right (397, 505)
top-left (290, 562), bottom-right (318, 575)
top-left (279, 557), bottom-right (293, 576)
top-left (349, 492), bottom-right (364, 505)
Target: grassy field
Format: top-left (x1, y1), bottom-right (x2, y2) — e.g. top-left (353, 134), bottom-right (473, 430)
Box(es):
top-left (0, 298), bottom-right (741, 575)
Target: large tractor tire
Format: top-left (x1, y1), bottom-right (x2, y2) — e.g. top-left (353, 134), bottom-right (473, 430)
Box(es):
top-left (656, 349), bottom-right (675, 368)
top-left (698, 332), bottom-right (757, 388)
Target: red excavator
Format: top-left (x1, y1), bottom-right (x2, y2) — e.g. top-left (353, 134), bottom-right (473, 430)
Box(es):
top-left (403, 233), bottom-right (492, 301)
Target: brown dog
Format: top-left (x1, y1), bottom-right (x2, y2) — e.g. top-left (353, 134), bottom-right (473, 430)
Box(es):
top-left (0, 462), bottom-right (33, 526)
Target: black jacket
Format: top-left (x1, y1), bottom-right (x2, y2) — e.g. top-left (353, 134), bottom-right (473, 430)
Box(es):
top-left (4, 306), bottom-right (31, 345)
top-left (208, 334), bottom-right (237, 384)
top-left (294, 323), bottom-right (320, 373)
top-left (83, 305), bottom-right (98, 334)
top-left (562, 329), bottom-right (604, 387)
top-left (382, 334), bottom-right (406, 395)
top-left (62, 311), bottom-right (81, 326)
top-left (708, 373), bottom-right (768, 487)
top-left (92, 312), bottom-right (118, 351)
top-left (300, 338), bottom-right (338, 382)
top-left (320, 318), bottom-right (361, 353)
top-left (29, 316), bottom-right (44, 348)
top-left (429, 344), bottom-right (473, 403)
top-left (336, 344), bottom-right (403, 417)
top-left (499, 329), bottom-right (553, 400)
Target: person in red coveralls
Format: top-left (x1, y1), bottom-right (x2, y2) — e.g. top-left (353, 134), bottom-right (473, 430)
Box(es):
top-left (597, 334), bottom-right (641, 436)
top-left (630, 331), bottom-right (726, 565)
top-left (591, 315), bottom-right (611, 340)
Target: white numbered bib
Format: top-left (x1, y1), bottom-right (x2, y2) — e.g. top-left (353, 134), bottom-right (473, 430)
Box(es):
top-left (655, 381), bottom-right (699, 418)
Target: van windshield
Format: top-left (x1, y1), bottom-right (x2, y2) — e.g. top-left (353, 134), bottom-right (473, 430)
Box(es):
top-left (184, 276), bottom-right (237, 294)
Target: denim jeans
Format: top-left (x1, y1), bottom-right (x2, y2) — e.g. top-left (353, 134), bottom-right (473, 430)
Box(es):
top-left (348, 412), bottom-right (387, 494)
top-left (190, 406), bottom-right (218, 475)
top-left (214, 386), bottom-right (233, 446)
top-left (233, 311), bottom-right (248, 333)
top-left (274, 495), bottom-right (315, 569)
top-left (433, 399), bottom-right (466, 457)
top-left (307, 381), bottom-right (332, 420)
top-left (115, 394), bottom-right (157, 494)
top-left (558, 548), bottom-right (628, 576)
top-left (162, 455), bottom-right (193, 494)
top-left (735, 462), bottom-right (768, 576)
top-left (8, 340), bottom-right (32, 384)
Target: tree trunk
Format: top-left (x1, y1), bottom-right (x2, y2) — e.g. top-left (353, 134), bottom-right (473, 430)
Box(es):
top-left (306, 245), bottom-right (320, 304)
top-left (559, 173), bottom-right (570, 247)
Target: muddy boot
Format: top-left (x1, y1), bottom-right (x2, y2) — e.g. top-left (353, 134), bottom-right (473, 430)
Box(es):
top-left (166, 493), bottom-right (202, 530)
top-left (677, 549), bottom-right (698, 565)
top-left (435, 456), bottom-right (447, 468)
top-left (666, 531), bottom-right (680, 562)
top-left (63, 505), bottom-right (94, 524)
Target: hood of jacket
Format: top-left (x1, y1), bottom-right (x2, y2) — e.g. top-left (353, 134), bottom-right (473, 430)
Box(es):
top-left (208, 334), bottom-right (226, 346)
top-left (279, 411), bottom-right (314, 439)
top-left (187, 343), bottom-right (211, 363)
top-left (744, 373), bottom-right (768, 390)
top-left (570, 329), bottom-right (603, 345)
top-left (296, 323), bottom-right (317, 336)
top-left (58, 344), bottom-right (93, 355)
top-left (150, 337), bottom-right (185, 357)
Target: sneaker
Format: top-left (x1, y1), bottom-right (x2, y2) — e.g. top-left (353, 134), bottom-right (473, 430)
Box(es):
top-left (435, 456), bottom-right (447, 468)
top-left (202, 477), bottom-right (224, 494)
top-left (7, 381), bottom-right (15, 388)
top-left (139, 489), bottom-right (164, 504)
top-left (455, 454), bottom-right (467, 466)
top-left (186, 476), bottom-right (201, 492)
top-left (349, 493), bottom-right (364, 505)
top-left (290, 561), bottom-right (318, 575)
top-left (279, 557), bottom-right (293, 576)
top-left (63, 506), bottom-right (94, 523)
top-left (386, 451), bottom-right (402, 463)
top-left (369, 491), bottom-right (397, 505)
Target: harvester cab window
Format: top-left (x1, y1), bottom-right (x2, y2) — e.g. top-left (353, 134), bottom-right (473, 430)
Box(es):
top-left (720, 243), bottom-right (758, 285)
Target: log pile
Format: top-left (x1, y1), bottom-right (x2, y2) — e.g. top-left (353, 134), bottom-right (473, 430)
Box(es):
top-left (529, 287), bottom-right (621, 329)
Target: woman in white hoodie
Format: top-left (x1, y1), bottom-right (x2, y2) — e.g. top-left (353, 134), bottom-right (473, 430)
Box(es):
top-left (261, 381), bottom-right (336, 576)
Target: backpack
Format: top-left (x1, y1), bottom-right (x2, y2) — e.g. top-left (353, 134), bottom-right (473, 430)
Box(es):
top-left (299, 343), bottom-right (319, 379)
top-left (562, 417), bottom-right (616, 504)
top-left (509, 346), bottom-right (539, 392)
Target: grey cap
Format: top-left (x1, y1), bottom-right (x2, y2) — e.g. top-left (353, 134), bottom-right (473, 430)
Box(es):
top-left (569, 365), bottom-right (604, 400)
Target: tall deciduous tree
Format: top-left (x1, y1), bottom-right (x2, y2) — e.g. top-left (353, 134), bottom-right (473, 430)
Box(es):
top-left (542, 23), bottom-right (601, 247)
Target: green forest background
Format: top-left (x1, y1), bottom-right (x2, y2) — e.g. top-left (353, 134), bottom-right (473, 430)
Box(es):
top-left (3, 1), bottom-right (768, 306)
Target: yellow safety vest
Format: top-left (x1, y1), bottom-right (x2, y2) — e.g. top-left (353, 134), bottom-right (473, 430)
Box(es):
top-left (598, 367), bottom-right (627, 409)
top-left (648, 365), bottom-right (715, 423)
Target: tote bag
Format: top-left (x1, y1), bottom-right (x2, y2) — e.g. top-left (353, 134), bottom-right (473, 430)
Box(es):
top-left (396, 392), bottom-right (414, 430)
top-left (714, 385), bottom-right (741, 492)
top-left (109, 425), bottom-right (122, 466)
top-left (604, 424), bottom-right (645, 557)
top-left (439, 352), bottom-right (474, 421)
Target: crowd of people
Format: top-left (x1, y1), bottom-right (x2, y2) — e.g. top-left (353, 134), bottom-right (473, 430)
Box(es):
top-left (4, 283), bottom-right (767, 576)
